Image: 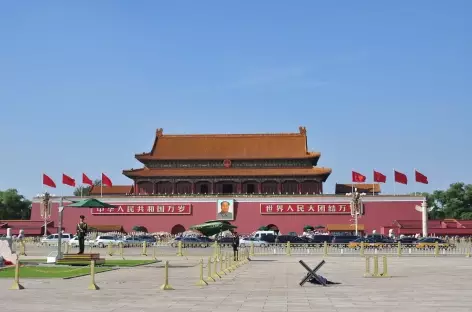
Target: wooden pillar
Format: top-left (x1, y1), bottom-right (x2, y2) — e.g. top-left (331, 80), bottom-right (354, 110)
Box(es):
top-left (152, 182), bottom-right (156, 195)
top-left (134, 180), bottom-right (138, 195)
top-left (171, 181), bottom-right (175, 194)
top-left (277, 181), bottom-right (282, 194)
top-left (257, 182), bottom-right (262, 194)
top-left (236, 181), bottom-right (242, 194)
top-left (297, 181), bottom-right (302, 194)
top-left (191, 182), bottom-right (195, 194)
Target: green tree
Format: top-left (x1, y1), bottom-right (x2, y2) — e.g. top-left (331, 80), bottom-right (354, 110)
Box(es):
top-left (73, 179), bottom-right (101, 196)
top-left (132, 225), bottom-right (148, 233)
top-left (0, 189), bottom-right (32, 220)
top-left (427, 182), bottom-right (472, 220)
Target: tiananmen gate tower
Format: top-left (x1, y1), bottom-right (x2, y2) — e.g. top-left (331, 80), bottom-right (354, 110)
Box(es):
top-left (28, 126), bottom-right (434, 236)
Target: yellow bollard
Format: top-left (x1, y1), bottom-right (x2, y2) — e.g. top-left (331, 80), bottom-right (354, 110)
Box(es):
top-left (119, 243), bottom-right (124, 259)
top-left (64, 242), bottom-right (69, 255)
top-left (9, 255), bottom-right (24, 290)
top-left (176, 241), bottom-right (183, 257)
top-left (373, 256), bottom-right (379, 276)
top-left (195, 258), bottom-right (208, 286)
top-left (218, 254), bottom-right (226, 276)
top-left (141, 241), bottom-right (147, 256)
top-left (323, 241), bottom-right (328, 257)
top-left (250, 242), bottom-right (255, 256)
top-left (19, 242), bottom-right (26, 256)
top-left (434, 242), bottom-right (439, 257)
top-left (152, 245), bottom-right (157, 260)
top-left (360, 241), bottom-right (365, 256)
top-left (286, 241), bottom-right (291, 256)
top-left (381, 256), bottom-right (390, 277)
top-left (160, 261), bottom-right (174, 290)
top-left (88, 260), bottom-right (99, 290)
top-left (363, 256), bottom-right (372, 277)
top-left (212, 256), bottom-right (221, 279)
top-left (397, 242), bottom-right (402, 257)
top-left (206, 257), bottom-right (215, 282)
top-left (107, 243), bottom-right (113, 256)
top-left (225, 252), bottom-right (232, 273)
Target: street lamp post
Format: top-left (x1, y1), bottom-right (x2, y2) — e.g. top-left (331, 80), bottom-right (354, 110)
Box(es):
top-left (346, 188), bottom-right (366, 236)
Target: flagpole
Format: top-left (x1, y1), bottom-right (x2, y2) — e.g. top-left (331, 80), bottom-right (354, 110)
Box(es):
top-left (413, 168), bottom-right (416, 196)
top-left (351, 169), bottom-right (354, 194)
top-left (372, 170), bottom-right (375, 196)
top-left (393, 168), bottom-right (396, 196)
top-left (101, 173), bottom-right (103, 198)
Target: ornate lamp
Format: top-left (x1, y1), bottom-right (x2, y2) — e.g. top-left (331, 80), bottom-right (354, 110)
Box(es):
top-left (37, 192), bottom-right (54, 237)
top-left (346, 188), bottom-right (366, 236)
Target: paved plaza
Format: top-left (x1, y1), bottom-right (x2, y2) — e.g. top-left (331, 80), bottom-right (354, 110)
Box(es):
top-left (1, 256), bottom-right (472, 312)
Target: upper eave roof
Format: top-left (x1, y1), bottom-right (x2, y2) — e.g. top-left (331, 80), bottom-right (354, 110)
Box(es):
top-left (135, 126), bottom-right (322, 160)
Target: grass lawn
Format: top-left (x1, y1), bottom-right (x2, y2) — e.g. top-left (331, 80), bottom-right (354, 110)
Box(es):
top-left (17, 259), bottom-right (158, 267)
top-left (0, 266), bottom-right (113, 279)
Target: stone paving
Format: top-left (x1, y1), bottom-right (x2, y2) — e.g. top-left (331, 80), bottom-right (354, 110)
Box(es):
top-left (1, 255), bottom-right (472, 312)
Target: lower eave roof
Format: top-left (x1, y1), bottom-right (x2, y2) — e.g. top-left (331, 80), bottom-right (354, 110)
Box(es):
top-left (122, 167), bottom-right (332, 179)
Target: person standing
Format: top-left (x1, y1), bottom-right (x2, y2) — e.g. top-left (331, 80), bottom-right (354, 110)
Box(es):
top-left (232, 231), bottom-right (240, 261)
top-left (76, 215), bottom-right (88, 254)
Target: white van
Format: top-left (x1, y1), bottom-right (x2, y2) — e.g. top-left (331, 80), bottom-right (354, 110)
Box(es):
top-left (40, 233), bottom-right (73, 245)
top-left (251, 230), bottom-right (279, 239)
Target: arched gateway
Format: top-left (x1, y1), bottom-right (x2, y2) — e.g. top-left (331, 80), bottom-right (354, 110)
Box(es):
top-left (171, 224), bottom-right (185, 235)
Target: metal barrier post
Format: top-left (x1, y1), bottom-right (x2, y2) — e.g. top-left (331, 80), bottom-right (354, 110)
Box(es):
top-left (107, 243), bottom-right (113, 256)
top-left (363, 256), bottom-right (372, 277)
top-left (381, 256), bottom-right (390, 277)
top-left (177, 241), bottom-right (183, 257)
top-left (397, 242), bottom-right (402, 256)
top-left (141, 242), bottom-right (147, 256)
top-left (160, 261), bottom-right (174, 290)
top-left (212, 256), bottom-right (221, 279)
top-left (152, 245), bottom-right (157, 260)
top-left (360, 241), bottom-right (365, 256)
top-left (323, 241), bottom-right (328, 257)
top-left (206, 257), bottom-right (215, 282)
top-left (195, 258), bottom-right (208, 286)
top-left (434, 242), bottom-right (439, 257)
top-left (224, 252), bottom-right (231, 273)
top-left (218, 254), bottom-right (226, 276)
top-left (88, 260), bottom-right (99, 290)
top-left (373, 256), bottom-right (379, 276)
top-left (119, 243), bottom-right (124, 259)
top-left (286, 241), bottom-right (291, 256)
top-left (9, 255), bottom-right (24, 290)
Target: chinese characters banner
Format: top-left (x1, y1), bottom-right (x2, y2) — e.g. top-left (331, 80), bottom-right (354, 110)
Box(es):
top-left (91, 204), bottom-right (192, 215)
top-left (260, 203), bottom-right (352, 214)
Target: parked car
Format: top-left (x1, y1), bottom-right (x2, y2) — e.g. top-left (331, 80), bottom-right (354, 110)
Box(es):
top-left (170, 237), bottom-right (210, 248)
top-left (276, 235), bottom-right (307, 244)
top-left (395, 237), bottom-right (418, 246)
top-left (415, 237), bottom-right (453, 249)
top-left (95, 235), bottom-right (124, 248)
top-left (331, 235), bottom-right (359, 246)
top-left (40, 233), bottom-right (74, 245)
top-left (239, 237), bottom-right (269, 248)
top-left (68, 236), bottom-right (95, 247)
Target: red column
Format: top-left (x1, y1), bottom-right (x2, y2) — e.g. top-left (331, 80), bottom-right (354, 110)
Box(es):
top-left (152, 183), bottom-right (156, 195)
top-left (277, 182), bottom-right (282, 194)
top-left (172, 182), bottom-right (175, 194)
top-left (134, 180), bottom-right (138, 195)
top-left (237, 182), bottom-right (242, 194)
top-left (297, 182), bottom-right (302, 194)
top-left (191, 182), bottom-right (195, 194)
top-left (257, 182), bottom-right (262, 193)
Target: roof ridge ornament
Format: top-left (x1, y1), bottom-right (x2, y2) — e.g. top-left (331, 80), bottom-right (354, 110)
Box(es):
top-left (156, 128), bottom-right (164, 137)
top-left (299, 126), bottom-right (307, 135)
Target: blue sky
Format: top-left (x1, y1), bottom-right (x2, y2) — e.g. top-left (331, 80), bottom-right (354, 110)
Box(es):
top-left (0, 1), bottom-right (470, 198)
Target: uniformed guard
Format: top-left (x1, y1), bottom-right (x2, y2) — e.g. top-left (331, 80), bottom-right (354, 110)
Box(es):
top-left (76, 215), bottom-right (88, 254)
top-left (232, 231), bottom-right (240, 261)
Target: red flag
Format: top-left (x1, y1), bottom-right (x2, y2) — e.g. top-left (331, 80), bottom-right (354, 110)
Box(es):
top-left (62, 174), bottom-right (76, 187)
top-left (352, 171), bottom-right (366, 183)
top-left (42, 174), bottom-right (56, 188)
top-left (82, 173), bottom-right (93, 186)
top-left (373, 170), bottom-right (387, 183)
top-left (394, 170), bottom-right (408, 184)
top-left (101, 173), bottom-right (112, 187)
top-left (415, 170), bottom-right (429, 184)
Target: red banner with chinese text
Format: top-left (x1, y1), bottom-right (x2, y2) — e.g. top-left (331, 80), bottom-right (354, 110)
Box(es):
top-left (91, 204), bottom-right (192, 215)
top-left (260, 203), bottom-right (352, 214)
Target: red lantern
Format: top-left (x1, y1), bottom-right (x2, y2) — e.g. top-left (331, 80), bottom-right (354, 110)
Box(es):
top-left (223, 159), bottom-right (232, 168)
